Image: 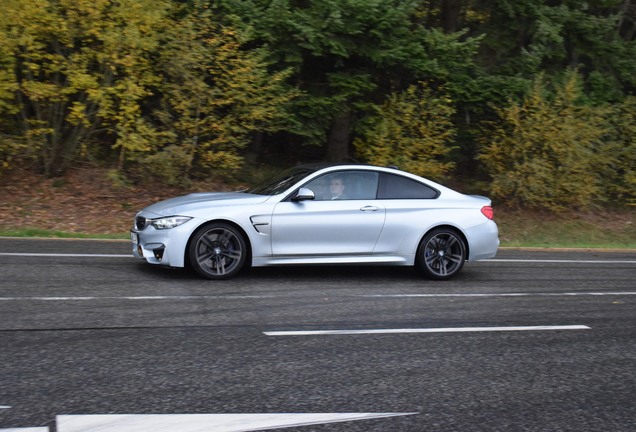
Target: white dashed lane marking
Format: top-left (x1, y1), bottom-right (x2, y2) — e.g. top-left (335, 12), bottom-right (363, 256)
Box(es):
top-left (264, 325), bottom-right (591, 336)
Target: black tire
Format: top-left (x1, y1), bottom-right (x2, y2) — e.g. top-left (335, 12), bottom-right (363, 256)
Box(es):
top-left (188, 223), bottom-right (247, 280)
top-left (416, 228), bottom-right (466, 280)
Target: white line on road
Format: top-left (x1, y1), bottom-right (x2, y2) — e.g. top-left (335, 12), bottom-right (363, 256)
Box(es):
top-left (484, 259), bottom-right (636, 264)
top-left (0, 293), bottom-right (634, 302)
top-left (264, 325), bottom-right (591, 336)
top-left (0, 295), bottom-right (274, 301)
top-left (363, 292), bottom-right (636, 298)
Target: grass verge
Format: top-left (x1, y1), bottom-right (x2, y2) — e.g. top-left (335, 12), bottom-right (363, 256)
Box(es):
top-left (495, 208), bottom-right (635, 249)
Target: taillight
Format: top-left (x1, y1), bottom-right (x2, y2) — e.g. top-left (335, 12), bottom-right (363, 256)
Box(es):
top-left (481, 206), bottom-right (494, 220)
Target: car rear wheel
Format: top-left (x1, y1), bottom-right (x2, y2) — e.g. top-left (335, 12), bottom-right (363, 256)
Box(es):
top-left (416, 228), bottom-right (466, 280)
top-left (189, 223), bottom-right (247, 280)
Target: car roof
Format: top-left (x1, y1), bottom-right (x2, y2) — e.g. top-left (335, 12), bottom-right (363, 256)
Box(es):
top-left (297, 163), bottom-right (465, 198)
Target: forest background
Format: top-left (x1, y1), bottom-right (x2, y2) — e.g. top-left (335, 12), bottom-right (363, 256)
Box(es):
top-left (0, 0), bottom-right (634, 244)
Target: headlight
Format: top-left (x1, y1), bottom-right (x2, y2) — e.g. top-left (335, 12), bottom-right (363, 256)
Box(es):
top-left (150, 216), bottom-right (192, 230)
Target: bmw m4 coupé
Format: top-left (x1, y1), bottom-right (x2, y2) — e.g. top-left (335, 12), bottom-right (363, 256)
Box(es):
top-left (131, 164), bottom-right (499, 280)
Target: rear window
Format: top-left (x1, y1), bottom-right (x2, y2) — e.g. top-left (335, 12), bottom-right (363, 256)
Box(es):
top-left (378, 173), bottom-right (439, 199)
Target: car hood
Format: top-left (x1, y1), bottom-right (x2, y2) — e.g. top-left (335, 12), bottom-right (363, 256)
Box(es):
top-left (142, 192), bottom-right (271, 216)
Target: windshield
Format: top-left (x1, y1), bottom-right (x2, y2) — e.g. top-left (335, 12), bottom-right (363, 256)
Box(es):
top-left (248, 167), bottom-right (316, 195)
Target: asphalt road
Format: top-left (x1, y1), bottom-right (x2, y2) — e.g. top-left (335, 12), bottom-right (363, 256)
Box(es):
top-left (0, 238), bottom-right (635, 432)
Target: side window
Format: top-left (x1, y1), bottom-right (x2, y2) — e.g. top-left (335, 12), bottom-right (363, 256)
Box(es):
top-left (378, 173), bottom-right (439, 199)
top-left (303, 171), bottom-right (379, 201)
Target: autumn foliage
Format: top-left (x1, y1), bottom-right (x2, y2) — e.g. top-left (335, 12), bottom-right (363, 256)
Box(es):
top-left (0, 0), bottom-right (634, 210)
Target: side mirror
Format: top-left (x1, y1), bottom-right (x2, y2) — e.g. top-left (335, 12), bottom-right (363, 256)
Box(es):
top-left (292, 187), bottom-right (315, 202)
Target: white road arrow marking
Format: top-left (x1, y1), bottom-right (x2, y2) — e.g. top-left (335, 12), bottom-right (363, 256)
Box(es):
top-left (56, 413), bottom-right (418, 432)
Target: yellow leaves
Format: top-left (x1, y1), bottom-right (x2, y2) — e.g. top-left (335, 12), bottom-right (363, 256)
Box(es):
top-left (0, 0), bottom-right (178, 175)
top-left (24, 120), bottom-right (53, 138)
top-left (67, 101), bottom-right (89, 126)
top-left (0, 68), bottom-right (18, 113)
top-left (146, 12), bottom-right (298, 177)
top-left (0, 0), bottom-right (276, 178)
top-left (479, 71), bottom-right (610, 211)
top-left (113, 118), bottom-right (157, 154)
top-left (355, 82), bottom-right (456, 180)
top-left (200, 150), bottom-right (244, 172)
top-left (21, 81), bottom-right (62, 101)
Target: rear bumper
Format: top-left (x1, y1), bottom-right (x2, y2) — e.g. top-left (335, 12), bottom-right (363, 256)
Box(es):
top-left (466, 220), bottom-right (499, 261)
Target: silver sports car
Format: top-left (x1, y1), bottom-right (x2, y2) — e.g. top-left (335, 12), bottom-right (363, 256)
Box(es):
top-left (131, 164), bottom-right (499, 280)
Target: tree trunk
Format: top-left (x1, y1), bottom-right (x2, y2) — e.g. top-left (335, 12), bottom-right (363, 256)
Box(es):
top-left (617, 0), bottom-right (636, 40)
top-left (245, 131), bottom-right (264, 164)
top-left (440, 0), bottom-right (462, 34)
top-left (326, 109), bottom-right (351, 162)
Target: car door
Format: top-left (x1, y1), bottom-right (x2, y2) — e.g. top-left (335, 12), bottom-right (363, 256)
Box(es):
top-left (271, 171), bottom-right (385, 256)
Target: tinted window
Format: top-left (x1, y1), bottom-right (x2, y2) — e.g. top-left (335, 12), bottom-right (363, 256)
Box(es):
top-left (378, 173), bottom-right (438, 199)
top-left (302, 171), bottom-right (379, 201)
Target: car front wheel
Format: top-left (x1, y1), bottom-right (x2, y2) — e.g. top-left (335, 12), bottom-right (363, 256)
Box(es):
top-left (188, 223), bottom-right (247, 280)
top-left (416, 228), bottom-right (466, 280)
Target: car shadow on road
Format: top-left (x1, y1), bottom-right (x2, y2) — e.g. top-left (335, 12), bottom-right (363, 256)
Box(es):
top-left (133, 260), bottom-right (424, 281)
top-left (132, 261), bottom-right (489, 284)
top-left (243, 265), bottom-right (420, 281)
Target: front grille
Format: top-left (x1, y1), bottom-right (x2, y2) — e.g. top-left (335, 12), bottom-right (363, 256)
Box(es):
top-left (135, 216), bottom-right (147, 230)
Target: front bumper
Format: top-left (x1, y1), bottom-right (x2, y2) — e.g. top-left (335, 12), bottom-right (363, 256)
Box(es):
top-left (131, 231), bottom-right (168, 264)
top-left (130, 217), bottom-right (195, 268)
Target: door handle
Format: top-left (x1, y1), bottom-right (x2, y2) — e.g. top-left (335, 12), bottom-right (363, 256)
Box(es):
top-left (360, 205), bottom-right (380, 212)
